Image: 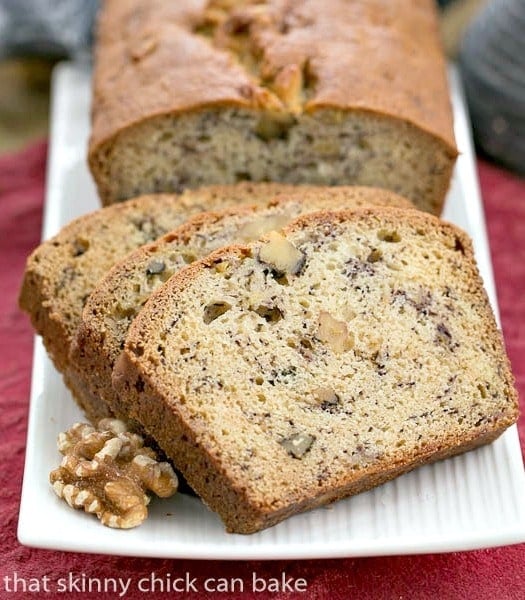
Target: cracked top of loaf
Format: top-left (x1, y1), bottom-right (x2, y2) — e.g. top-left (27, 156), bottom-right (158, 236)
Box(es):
top-left (90, 0), bottom-right (456, 151)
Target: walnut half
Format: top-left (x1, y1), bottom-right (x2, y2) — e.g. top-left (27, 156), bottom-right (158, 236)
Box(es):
top-left (49, 419), bottom-right (178, 529)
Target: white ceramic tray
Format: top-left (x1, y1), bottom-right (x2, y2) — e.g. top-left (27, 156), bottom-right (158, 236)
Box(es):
top-left (18, 62), bottom-right (525, 559)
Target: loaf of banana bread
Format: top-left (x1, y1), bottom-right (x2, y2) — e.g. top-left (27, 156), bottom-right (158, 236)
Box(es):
top-left (89, 0), bottom-right (457, 213)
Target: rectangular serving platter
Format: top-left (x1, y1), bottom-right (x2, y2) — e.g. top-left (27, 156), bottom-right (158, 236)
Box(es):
top-left (17, 62), bottom-right (525, 559)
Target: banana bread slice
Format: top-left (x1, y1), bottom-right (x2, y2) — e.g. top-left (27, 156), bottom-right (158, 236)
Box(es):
top-left (73, 187), bottom-right (413, 424)
top-left (19, 182), bottom-right (317, 420)
top-left (113, 208), bottom-right (518, 534)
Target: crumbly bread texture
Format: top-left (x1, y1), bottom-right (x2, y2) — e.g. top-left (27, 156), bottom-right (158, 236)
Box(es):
top-left (19, 182), bottom-right (319, 420)
top-left (114, 208), bottom-right (518, 534)
top-left (72, 187), bottom-right (413, 425)
top-left (89, 0), bottom-right (457, 213)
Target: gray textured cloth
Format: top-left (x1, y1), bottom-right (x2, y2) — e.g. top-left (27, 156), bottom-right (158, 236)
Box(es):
top-left (0, 0), bottom-right (98, 58)
top-left (459, 0), bottom-right (525, 174)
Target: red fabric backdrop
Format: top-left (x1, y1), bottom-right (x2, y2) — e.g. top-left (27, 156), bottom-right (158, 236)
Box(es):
top-left (0, 141), bottom-right (523, 600)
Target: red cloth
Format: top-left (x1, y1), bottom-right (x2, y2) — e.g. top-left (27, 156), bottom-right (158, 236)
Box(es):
top-left (0, 142), bottom-right (523, 600)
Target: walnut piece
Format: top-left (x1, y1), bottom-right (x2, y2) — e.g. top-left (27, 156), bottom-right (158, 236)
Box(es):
top-left (280, 432), bottom-right (316, 459)
top-left (50, 419), bottom-right (178, 529)
top-left (258, 231), bottom-right (305, 275)
top-left (317, 311), bottom-right (354, 354)
top-left (313, 387), bottom-right (340, 406)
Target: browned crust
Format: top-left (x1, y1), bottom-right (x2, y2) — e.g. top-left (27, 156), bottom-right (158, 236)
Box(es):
top-left (89, 0), bottom-right (457, 153)
top-left (19, 268), bottom-right (70, 373)
top-left (114, 207), bottom-right (518, 533)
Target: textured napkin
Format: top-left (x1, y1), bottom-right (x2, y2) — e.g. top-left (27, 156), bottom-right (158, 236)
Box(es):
top-left (1, 141), bottom-right (523, 599)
